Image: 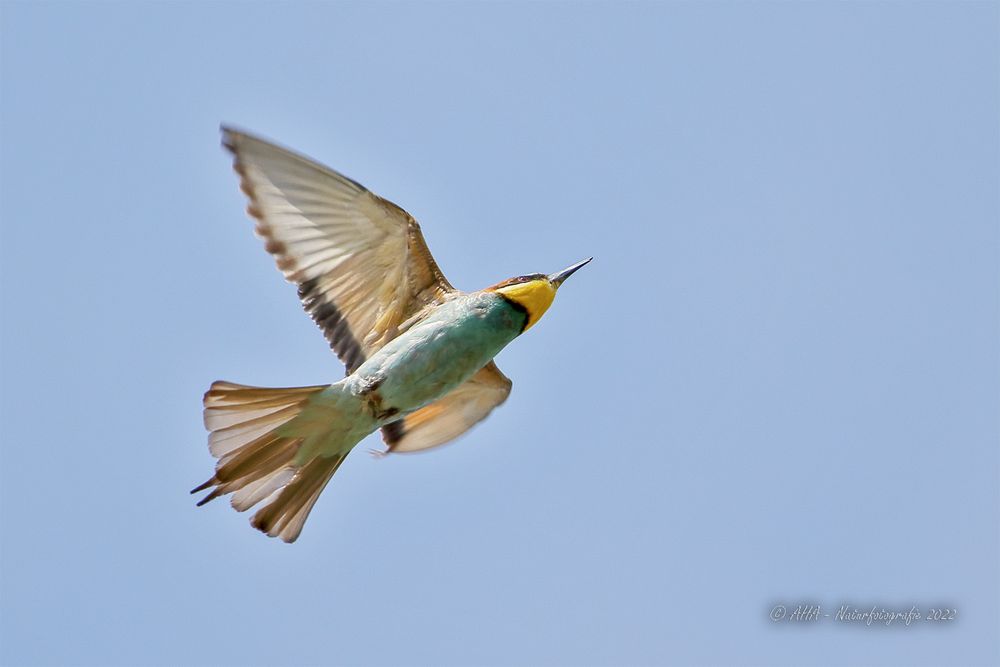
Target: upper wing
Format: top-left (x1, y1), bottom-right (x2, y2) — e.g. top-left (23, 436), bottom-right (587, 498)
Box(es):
top-left (223, 127), bottom-right (455, 374)
top-left (380, 362), bottom-right (513, 453)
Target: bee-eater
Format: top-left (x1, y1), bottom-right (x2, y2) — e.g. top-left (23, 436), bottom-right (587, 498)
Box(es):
top-left (193, 128), bottom-right (590, 542)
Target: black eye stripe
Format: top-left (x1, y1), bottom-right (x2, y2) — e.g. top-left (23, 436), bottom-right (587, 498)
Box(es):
top-left (490, 273), bottom-right (547, 290)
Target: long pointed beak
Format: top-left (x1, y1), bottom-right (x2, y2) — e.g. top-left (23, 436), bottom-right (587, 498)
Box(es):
top-left (548, 257), bottom-right (593, 288)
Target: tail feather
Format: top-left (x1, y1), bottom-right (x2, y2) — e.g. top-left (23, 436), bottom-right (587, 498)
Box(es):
top-left (204, 381), bottom-right (326, 458)
top-left (193, 380), bottom-right (356, 543)
top-left (231, 467), bottom-right (296, 511)
top-left (250, 454), bottom-right (348, 542)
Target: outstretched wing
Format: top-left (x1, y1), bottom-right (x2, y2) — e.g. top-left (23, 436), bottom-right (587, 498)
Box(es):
top-left (381, 362), bottom-right (513, 453)
top-left (223, 127), bottom-right (455, 374)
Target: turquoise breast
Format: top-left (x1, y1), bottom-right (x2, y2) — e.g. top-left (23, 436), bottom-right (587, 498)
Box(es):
top-left (346, 291), bottom-right (526, 417)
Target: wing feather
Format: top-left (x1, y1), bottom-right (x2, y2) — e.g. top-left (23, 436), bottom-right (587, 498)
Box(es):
top-left (222, 127), bottom-right (455, 374)
top-left (380, 362), bottom-right (513, 453)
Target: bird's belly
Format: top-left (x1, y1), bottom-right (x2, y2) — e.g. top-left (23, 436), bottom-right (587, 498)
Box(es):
top-left (347, 296), bottom-right (523, 417)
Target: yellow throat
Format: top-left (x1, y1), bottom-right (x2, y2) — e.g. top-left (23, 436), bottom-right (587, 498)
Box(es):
top-left (494, 279), bottom-right (557, 331)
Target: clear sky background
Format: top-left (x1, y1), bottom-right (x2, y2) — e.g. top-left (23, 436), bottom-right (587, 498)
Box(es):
top-left (1, 2), bottom-right (997, 666)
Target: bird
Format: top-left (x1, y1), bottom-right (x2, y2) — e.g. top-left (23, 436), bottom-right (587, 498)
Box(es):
top-left (192, 127), bottom-right (591, 542)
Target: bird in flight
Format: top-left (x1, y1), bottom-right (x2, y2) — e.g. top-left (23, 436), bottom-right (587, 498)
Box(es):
top-left (193, 127), bottom-right (591, 542)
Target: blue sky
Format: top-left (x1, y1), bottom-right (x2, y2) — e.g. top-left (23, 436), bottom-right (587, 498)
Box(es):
top-left (1, 2), bottom-right (997, 665)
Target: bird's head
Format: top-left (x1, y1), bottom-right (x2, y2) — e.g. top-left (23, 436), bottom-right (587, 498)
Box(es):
top-left (488, 257), bottom-right (592, 332)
